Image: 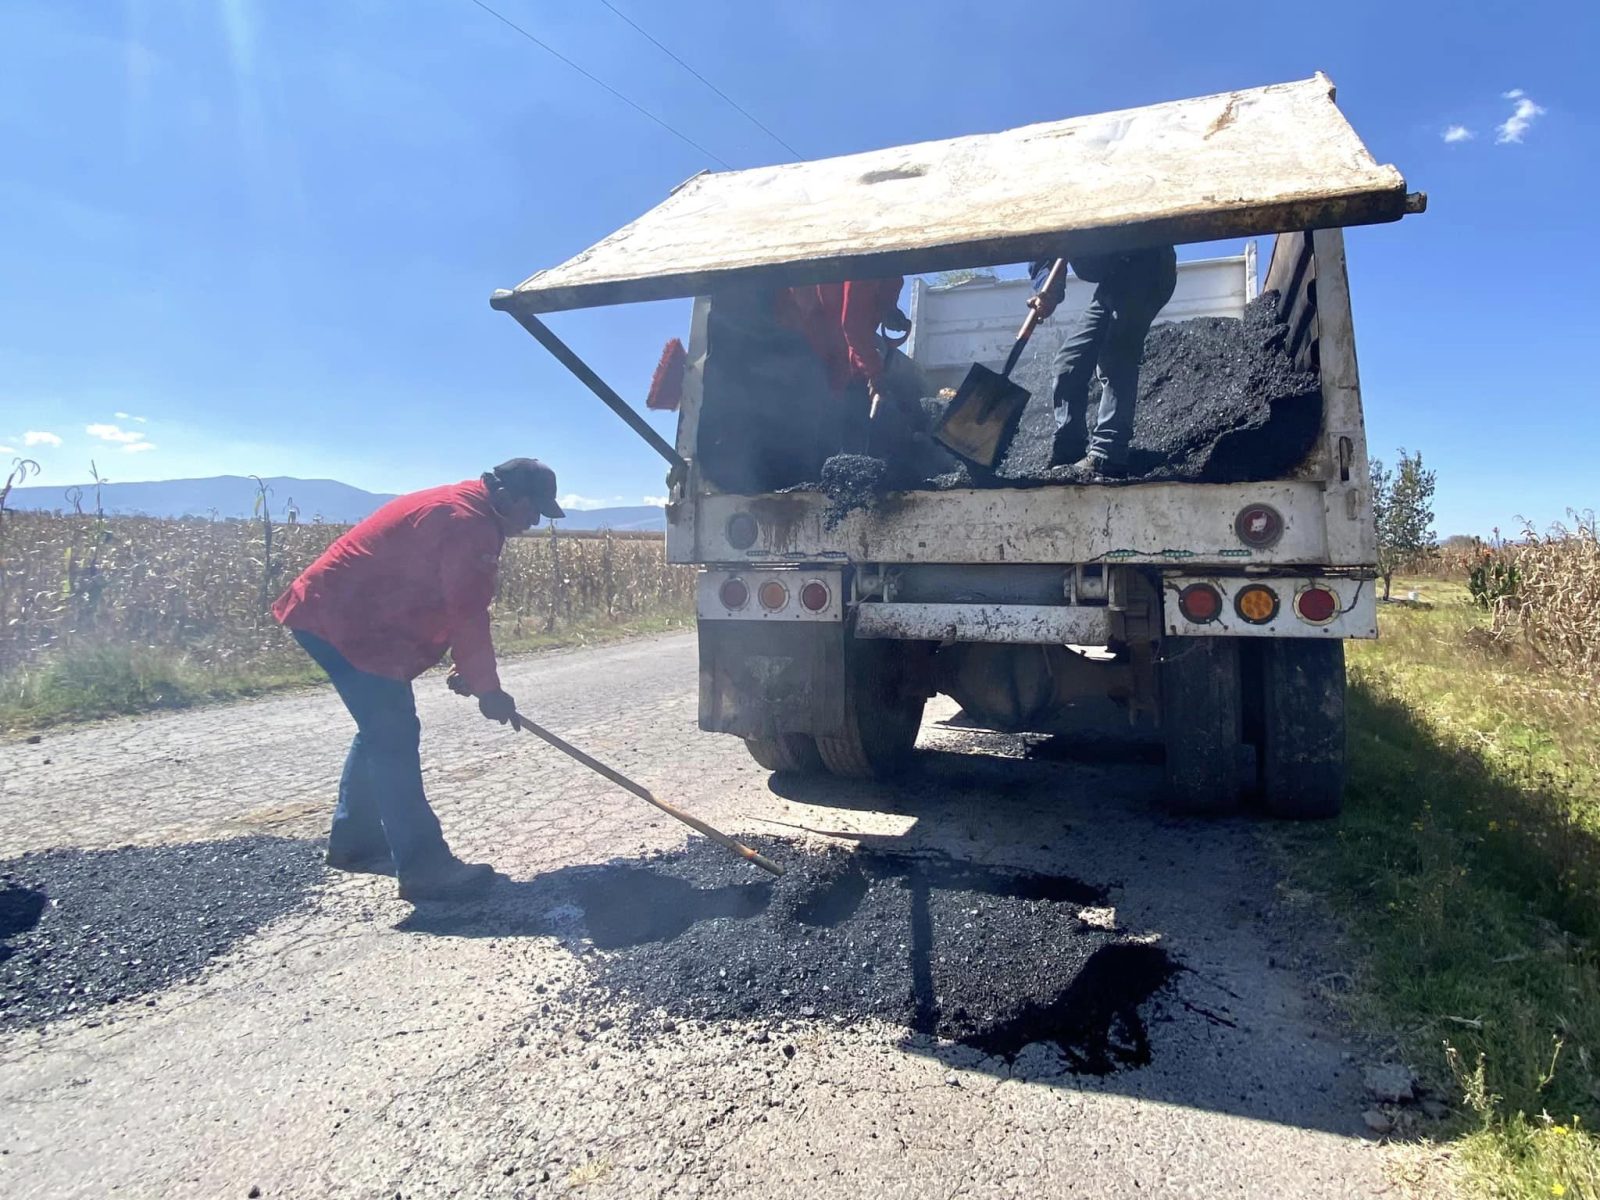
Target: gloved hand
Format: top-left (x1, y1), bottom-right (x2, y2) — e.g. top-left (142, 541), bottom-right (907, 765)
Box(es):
top-left (446, 670), bottom-right (472, 697)
top-left (478, 689), bottom-right (517, 725)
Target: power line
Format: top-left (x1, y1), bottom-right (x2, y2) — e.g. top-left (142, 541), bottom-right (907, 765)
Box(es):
top-left (595, 0), bottom-right (802, 160)
top-left (463, 0), bottom-right (732, 169)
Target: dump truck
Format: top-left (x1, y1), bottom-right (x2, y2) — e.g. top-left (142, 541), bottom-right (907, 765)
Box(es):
top-left (492, 74), bottom-right (1425, 817)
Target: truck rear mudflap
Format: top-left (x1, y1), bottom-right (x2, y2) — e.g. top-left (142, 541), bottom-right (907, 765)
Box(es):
top-left (698, 620), bottom-right (846, 740)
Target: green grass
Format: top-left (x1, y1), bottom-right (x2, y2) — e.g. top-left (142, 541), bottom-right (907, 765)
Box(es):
top-left (493, 609), bottom-right (690, 656)
top-left (0, 609), bottom-right (693, 736)
top-left (0, 642), bottom-right (324, 729)
top-left (1276, 578), bottom-right (1600, 1198)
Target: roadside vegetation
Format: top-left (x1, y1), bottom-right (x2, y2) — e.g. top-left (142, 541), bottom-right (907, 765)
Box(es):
top-left (0, 499), bottom-right (695, 733)
top-left (1278, 567), bottom-right (1599, 1199)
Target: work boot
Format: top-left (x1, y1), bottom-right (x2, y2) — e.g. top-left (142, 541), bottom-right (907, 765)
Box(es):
top-left (1071, 454), bottom-right (1127, 479)
top-left (397, 857), bottom-right (499, 903)
top-left (326, 848), bottom-right (396, 877)
top-left (1049, 427), bottom-right (1088, 468)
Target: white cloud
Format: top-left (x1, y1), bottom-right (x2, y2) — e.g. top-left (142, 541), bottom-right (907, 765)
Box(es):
top-left (86, 423), bottom-right (147, 444)
top-left (0, 445), bottom-right (15, 456)
top-left (123, 441), bottom-right (158, 454)
top-left (113, 411), bottom-right (147, 423)
top-left (1442, 124), bottom-right (1475, 144)
top-left (23, 431), bottom-right (62, 447)
top-left (1497, 89), bottom-right (1546, 143)
top-left (642, 495), bottom-right (668, 507)
top-left (558, 493), bottom-right (625, 511)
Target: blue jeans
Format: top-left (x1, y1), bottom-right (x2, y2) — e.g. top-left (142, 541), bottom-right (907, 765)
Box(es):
top-left (293, 631), bottom-right (450, 877)
top-left (1050, 246), bottom-right (1178, 466)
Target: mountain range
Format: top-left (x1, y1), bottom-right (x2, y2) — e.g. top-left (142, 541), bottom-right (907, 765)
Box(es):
top-left (3, 475), bottom-right (666, 532)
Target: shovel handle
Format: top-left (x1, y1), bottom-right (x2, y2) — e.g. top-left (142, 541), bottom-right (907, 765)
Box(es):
top-left (509, 712), bottom-right (786, 877)
top-left (1003, 258), bottom-right (1068, 379)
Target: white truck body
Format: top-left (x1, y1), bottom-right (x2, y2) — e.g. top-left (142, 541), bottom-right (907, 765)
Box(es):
top-left (493, 75), bottom-right (1423, 812)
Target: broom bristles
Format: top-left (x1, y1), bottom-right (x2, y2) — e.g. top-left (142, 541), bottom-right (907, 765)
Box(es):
top-left (646, 338), bottom-right (687, 411)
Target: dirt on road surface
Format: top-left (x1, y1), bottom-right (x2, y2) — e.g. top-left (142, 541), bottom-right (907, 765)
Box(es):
top-left (0, 634), bottom-right (1391, 1199)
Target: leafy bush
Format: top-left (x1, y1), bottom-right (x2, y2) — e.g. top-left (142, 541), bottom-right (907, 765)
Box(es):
top-left (1469, 551), bottom-right (1522, 609)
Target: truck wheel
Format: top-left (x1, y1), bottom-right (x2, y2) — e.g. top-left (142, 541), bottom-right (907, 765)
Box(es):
top-left (815, 642), bottom-right (926, 780)
top-left (1159, 636), bottom-right (1244, 815)
top-left (744, 734), bottom-right (823, 774)
top-left (1259, 640), bottom-right (1346, 819)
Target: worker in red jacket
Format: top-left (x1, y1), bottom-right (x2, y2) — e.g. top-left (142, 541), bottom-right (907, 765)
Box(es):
top-left (773, 277), bottom-right (908, 396)
top-left (273, 459), bottom-right (565, 902)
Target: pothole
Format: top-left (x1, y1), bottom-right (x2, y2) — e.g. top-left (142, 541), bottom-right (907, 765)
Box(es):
top-left (561, 840), bottom-right (1178, 1073)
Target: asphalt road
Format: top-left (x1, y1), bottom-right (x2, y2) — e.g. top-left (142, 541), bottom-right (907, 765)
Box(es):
top-left (0, 633), bottom-right (1391, 1198)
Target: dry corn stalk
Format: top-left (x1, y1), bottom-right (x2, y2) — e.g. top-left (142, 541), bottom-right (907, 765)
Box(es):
top-left (1481, 513), bottom-right (1600, 679)
top-left (0, 511), bottom-right (693, 680)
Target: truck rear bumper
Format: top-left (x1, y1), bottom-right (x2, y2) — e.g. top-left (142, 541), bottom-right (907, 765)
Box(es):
top-left (855, 602), bottom-right (1111, 644)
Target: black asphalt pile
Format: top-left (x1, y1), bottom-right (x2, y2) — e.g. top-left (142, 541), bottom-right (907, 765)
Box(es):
top-left (558, 840), bottom-right (1178, 1072)
top-left (0, 837), bottom-right (324, 1031)
top-left (974, 289), bottom-right (1322, 485)
top-left (817, 454), bottom-right (887, 528)
top-left (770, 293), bottom-right (1319, 505)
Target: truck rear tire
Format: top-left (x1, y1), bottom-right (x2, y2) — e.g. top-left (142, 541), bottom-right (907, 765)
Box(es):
top-left (815, 641), bottom-right (926, 780)
top-left (744, 734), bottom-right (823, 774)
top-left (1159, 636), bottom-right (1244, 815)
top-left (1259, 640), bottom-right (1346, 819)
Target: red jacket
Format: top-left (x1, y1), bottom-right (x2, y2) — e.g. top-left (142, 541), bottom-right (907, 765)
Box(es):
top-left (273, 479), bottom-right (505, 693)
top-left (774, 277), bottom-right (903, 392)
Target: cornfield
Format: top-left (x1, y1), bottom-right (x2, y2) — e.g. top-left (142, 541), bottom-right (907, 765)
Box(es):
top-left (1471, 513), bottom-right (1600, 679)
top-left (0, 508), bottom-right (695, 682)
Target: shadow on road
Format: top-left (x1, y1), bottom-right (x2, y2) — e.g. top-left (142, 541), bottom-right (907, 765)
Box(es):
top-left (398, 730), bottom-right (1375, 1137)
top-left (762, 744), bottom-right (1164, 815)
top-left (0, 883), bottom-right (47, 962)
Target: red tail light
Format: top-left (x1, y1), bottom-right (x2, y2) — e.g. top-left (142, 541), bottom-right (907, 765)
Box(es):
top-left (1177, 583), bottom-right (1222, 623)
top-left (757, 580), bottom-right (789, 611)
top-left (799, 580), bottom-right (831, 611)
top-left (718, 578), bottom-right (749, 610)
top-left (1295, 585), bottom-right (1338, 624)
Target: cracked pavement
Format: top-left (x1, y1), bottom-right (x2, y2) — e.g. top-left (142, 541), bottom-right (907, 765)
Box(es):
top-left (0, 633), bottom-right (1391, 1197)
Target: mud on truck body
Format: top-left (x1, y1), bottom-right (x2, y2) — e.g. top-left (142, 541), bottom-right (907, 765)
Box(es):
top-left (492, 74), bottom-right (1425, 818)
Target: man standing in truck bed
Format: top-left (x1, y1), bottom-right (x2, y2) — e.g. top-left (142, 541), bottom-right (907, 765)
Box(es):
top-left (1028, 246), bottom-right (1178, 476)
top-left (273, 459), bottom-right (565, 903)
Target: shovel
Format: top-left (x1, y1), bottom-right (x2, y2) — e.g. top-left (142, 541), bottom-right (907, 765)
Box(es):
top-left (933, 258), bottom-right (1067, 469)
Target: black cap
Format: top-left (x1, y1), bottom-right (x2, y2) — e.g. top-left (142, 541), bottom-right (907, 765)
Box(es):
top-left (489, 458), bottom-right (565, 519)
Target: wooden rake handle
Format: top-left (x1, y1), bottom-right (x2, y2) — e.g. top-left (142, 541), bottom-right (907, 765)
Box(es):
top-left (509, 713), bottom-right (786, 877)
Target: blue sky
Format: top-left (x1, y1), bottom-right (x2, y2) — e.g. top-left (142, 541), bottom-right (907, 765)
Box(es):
top-left (1, 1), bottom-right (1592, 534)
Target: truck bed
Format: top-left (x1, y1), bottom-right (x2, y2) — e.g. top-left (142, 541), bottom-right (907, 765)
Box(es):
top-left (668, 229), bottom-right (1373, 571)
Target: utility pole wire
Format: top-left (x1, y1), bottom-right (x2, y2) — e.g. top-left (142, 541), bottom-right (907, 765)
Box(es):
top-left (595, 0), bottom-right (802, 160)
top-left (464, 0), bottom-right (733, 169)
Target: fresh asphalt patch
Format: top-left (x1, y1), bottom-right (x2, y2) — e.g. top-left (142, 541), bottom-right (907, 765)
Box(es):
top-left (408, 839), bottom-right (1180, 1075)
top-left (0, 836), bottom-right (325, 1032)
top-left (4, 829), bottom-right (1178, 1075)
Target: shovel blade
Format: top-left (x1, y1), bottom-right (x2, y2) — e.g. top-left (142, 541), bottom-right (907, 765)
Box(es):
top-left (934, 364), bottom-right (1031, 468)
